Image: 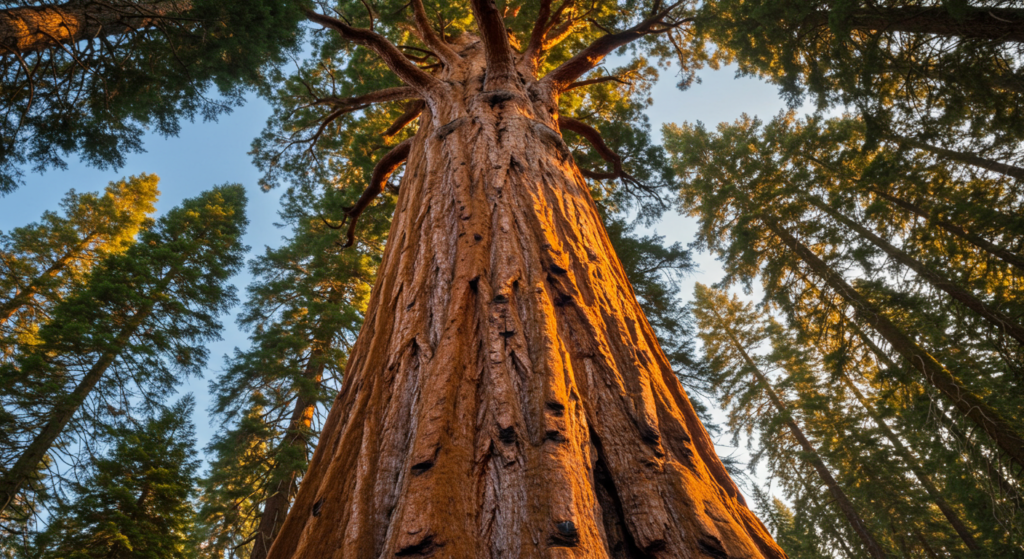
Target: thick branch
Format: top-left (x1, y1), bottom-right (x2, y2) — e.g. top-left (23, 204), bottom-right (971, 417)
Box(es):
top-left (408, 0), bottom-right (459, 66)
top-left (340, 139), bottom-right (412, 248)
top-left (520, 0), bottom-right (554, 74)
top-left (322, 86), bottom-right (418, 110)
top-left (893, 134), bottom-right (1024, 180)
top-left (0, 0), bottom-right (191, 55)
top-left (469, 0), bottom-right (518, 90)
top-left (559, 116), bottom-right (625, 176)
top-left (383, 99), bottom-right (425, 139)
top-left (304, 10), bottom-right (439, 92)
top-left (542, 3), bottom-right (688, 91)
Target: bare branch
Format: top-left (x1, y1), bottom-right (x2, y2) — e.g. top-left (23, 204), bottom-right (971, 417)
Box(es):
top-left (383, 99), bottom-right (425, 138)
top-left (304, 10), bottom-right (440, 93)
top-left (409, 0), bottom-right (460, 66)
top-left (341, 139), bottom-right (413, 248)
top-left (559, 116), bottom-right (625, 176)
top-left (322, 86), bottom-right (418, 110)
top-left (564, 74), bottom-right (630, 91)
top-left (542, 3), bottom-right (690, 91)
top-left (469, 0), bottom-right (518, 90)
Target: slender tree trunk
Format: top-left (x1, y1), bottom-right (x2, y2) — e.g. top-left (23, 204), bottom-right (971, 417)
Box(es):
top-left (838, 375), bottom-right (978, 550)
top-left (892, 135), bottom-right (1024, 180)
top-left (807, 7), bottom-right (1024, 43)
top-left (249, 350), bottom-right (326, 559)
top-left (267, 48), bottom-right (784, 558)
top-left (866, 187), bottom-right (1024, 273)
top-left (0, 0), bottom-right (190, 56)
top-left (809, 197), bottom-right (1024, 345)
top-left (762, 217), bottom-right (1024, 470)
top-left (913, 529), bottom-right (941, 559)
top-left (714, 317), bottom-right (889, 559)
top-left (0, 307), bottom-right (151, 514)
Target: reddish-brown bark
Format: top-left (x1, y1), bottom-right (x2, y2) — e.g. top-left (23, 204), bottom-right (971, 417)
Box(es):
top-left (266, 34), bottom-right (783, 559)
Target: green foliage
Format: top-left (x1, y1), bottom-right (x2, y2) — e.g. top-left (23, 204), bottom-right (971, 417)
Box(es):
top-left (33, 397), bottom-right (201, 559)
top-left (0, 0), bottom-right (307, 193)
top-left (0, 185), bottom-right (247, 540)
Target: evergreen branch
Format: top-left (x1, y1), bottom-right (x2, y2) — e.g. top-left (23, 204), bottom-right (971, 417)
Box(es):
top-left (304, 10), bottom-right (440, 93)
top-left (541, 2), bottom-right (690, 91)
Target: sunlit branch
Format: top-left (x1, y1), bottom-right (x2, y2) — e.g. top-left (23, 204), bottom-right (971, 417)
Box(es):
top-left (0, 0), bottom-right (192, 56)
top-left (383, 99), bottom-right (425, 138)
top-left (340, 139), bottom-right (413, 248)
top-left (520, 0), bottom-right (554, 73)
top-left (304, 10), bottom-right (440, 93)
top-left (469, 0), bottom-right (517, 90)
top-left (542, 2), bottom-right (689, 91)
top-left (409, 0), bottom-right (459, 66)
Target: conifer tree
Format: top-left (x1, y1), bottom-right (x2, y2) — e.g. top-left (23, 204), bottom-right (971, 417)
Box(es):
top-left (0, 185), bottom-right (247, 522)
top-left (32, 397), bottom-right (201, 559)
top-left (0, 174), bottom-right (159, 346)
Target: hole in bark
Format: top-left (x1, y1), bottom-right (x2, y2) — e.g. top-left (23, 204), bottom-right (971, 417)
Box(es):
top-left (697, 537), bottom-right (729, 558)
top-left (544, 430), bottom-right (566, 443)
top-left (312, 498), bottom-right (324, 517)
top-left (493, 294), bottom-right (508, 303)
top-left (474, 234), bottom-right (483, 241)
top-left (498, 426), bottom-right (517, 444)
top-left (640, 425), bottom-right (661, 445)
top-left (411, 460), bottom-right (435, 475)
top-left (645, 539), bottom-right (669, 554)
top-left (484, 90), bottom-right (516, 106)
top-left (469, 278), bottom-right (479, 292)
top-left (509, 156), bottom-right (523, 172)
top-left (548, 521), bottom-right (580, 547)
top-left (499, 329), bottom-right (516, 338)
top-left (396, 534), bottom-right (440, 557)
top-left (548, 263), bottom-right (568, 275)
top-left (553, 294), bottom-right (573, 307)
top-left (406, 299), bottom-right (415, 309)
top-left (545, 401), bottom-right (565, 416)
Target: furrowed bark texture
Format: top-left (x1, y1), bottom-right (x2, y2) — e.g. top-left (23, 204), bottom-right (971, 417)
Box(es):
top-left (268, 44), bottom-right (783, 559)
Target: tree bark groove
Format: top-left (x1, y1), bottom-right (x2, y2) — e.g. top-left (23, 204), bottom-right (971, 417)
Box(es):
top-left (267, 46), bottom-right (783, 559)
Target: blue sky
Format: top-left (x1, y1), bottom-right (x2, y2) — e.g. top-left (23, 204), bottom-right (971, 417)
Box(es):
top-left (0, 61), bottom-right (790, 491)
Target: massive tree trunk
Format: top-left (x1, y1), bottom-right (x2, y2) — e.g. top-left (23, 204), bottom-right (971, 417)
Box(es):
top-left (267, 42), bottom-right (783, 559)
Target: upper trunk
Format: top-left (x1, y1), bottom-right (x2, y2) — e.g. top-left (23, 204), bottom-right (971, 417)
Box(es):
top-left (267, 45), bottom-right (784, 559)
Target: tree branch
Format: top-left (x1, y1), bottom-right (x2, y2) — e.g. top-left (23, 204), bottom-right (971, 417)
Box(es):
top-left (469, 0), bottom-right (518, 90)
top-left (0, 0), bottom-right (192, 56)
top-left (408, 0), bottom-right (459, 66)
top-left (520, 0), bottom-right (554, 74)
top-left (383, 99), bottom-right (425, 138)
top-left (559, 116), bottom-right (625, 175)
top-left (542, 3), bottom-right (689, 91)
top-left (304, 10), bottom-right (440, 93)
top-left (564, 74), bottom-right (630, 91)
top-left (341, 139), bottom-right (413, 248)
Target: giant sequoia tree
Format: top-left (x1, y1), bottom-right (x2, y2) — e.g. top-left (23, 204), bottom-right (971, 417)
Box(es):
top-left (231, 1), bottom-right (785, 558)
